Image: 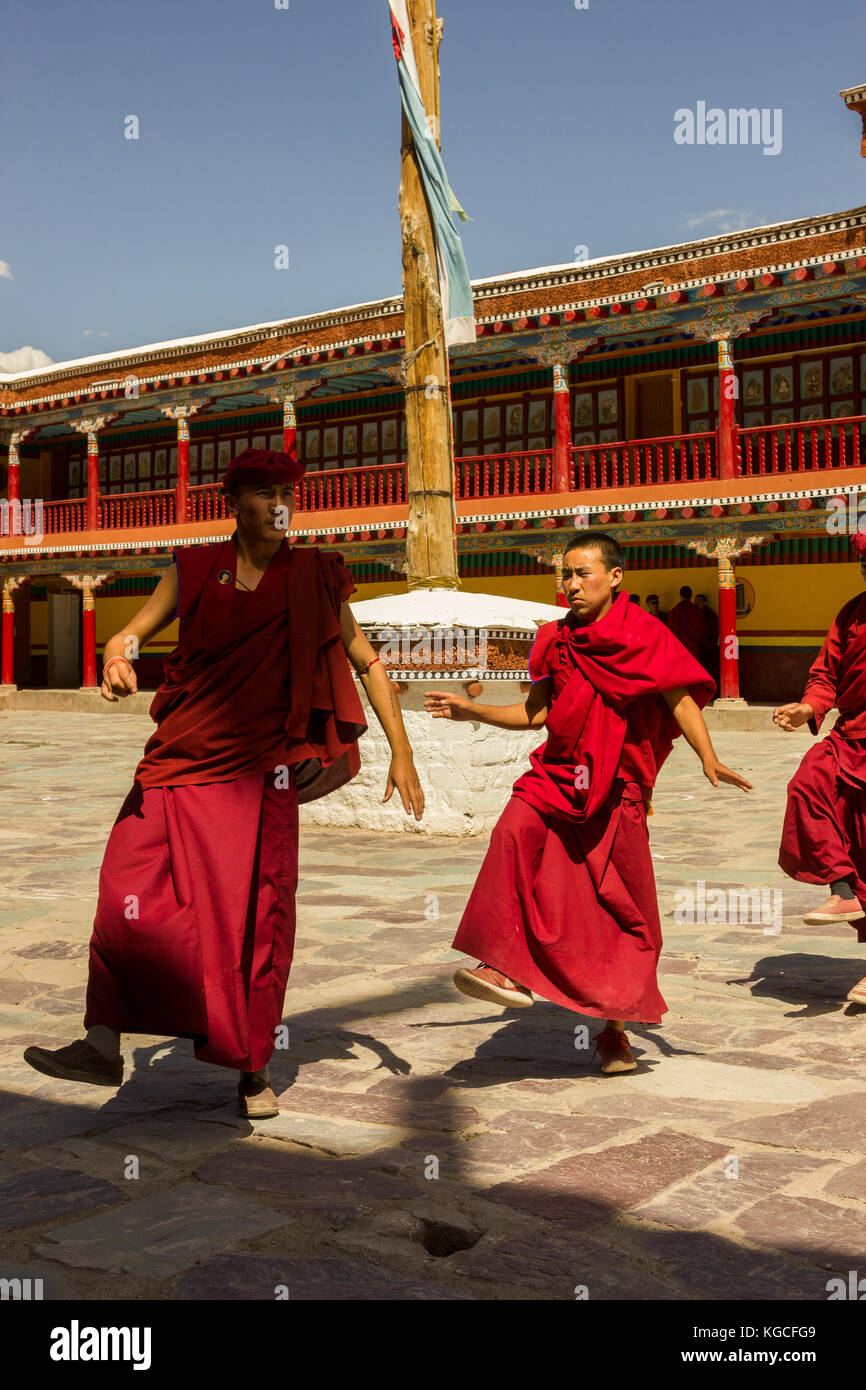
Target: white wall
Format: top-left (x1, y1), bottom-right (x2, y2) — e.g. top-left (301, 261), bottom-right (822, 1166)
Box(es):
top-left (299, 680), bottom-right (542, 836)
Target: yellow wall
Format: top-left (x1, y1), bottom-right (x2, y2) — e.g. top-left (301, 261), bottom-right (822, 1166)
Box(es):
top-left (736, 562), bottom-right (860, 646)
top-left (351, 565), bottom-right (861, 649)
top-left (28, 595), bottom-right (178, 653)
top-left (27, 563), bottom-right (860, 658)
top-left (93, 597), bottom-right (178, 649)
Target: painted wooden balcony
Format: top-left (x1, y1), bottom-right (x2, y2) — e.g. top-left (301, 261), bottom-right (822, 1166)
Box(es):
top-left (28, 415), bottom-right (866, 541)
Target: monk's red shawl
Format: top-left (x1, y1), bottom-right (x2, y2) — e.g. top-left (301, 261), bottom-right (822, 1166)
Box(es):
top-left (134, 536), bottom-right (367, 801)
top-left (512, 591), bottom-right (715, 824)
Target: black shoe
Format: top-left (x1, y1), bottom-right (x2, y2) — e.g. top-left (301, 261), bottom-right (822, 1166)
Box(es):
top-left (23, 1039), bottom-right (123, 1087)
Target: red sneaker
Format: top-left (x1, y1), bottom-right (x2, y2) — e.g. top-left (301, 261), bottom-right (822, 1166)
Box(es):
top-left (453, 963), bottom-right (533, 1009)
top-left (803, 895), bottom-right (865, 925)
top-left (592, 1027), bottom-right (637, 1074)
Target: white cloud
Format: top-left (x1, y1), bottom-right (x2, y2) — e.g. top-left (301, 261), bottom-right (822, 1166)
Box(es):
top-left (0, 345), bottom-right (54, 373)
top-left (684, 209), bottom-right (752, 234)
top-left (0, 260), bottom-right (13, 280)
top-left (82, 329), bottom-right (110, 338)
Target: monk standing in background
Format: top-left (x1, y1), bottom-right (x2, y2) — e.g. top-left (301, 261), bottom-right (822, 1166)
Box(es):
top-left (695, 592), bottom-right (720, 684)
top-left (666, 584), bottom-right (706, 659)
top-left (24, 449), bottom-right (424, 1117)
top-left (425, 532), bottom-right (752, 1074)
top-left (776, 532), bottom-right (866, 1004)
top-left (646, 593), bottom-right (667, 624)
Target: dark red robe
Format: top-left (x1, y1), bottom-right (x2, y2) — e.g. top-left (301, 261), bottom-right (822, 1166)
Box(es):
top-left (778, 591), bottom-right (866, 937)
top-left (84, 537), bottom-right (367, 1069)
top-left (452, 593), bottom-right (715, 1022)
top-left (666, 598), bottom-right (707, 659)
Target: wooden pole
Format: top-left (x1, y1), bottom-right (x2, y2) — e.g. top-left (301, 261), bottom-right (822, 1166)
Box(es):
top-left (400, 0), bottom-right (460, 591)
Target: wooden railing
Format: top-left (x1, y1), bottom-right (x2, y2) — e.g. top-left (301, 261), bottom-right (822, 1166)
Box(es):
top-left (99, 489), bottom-right (176, 530)
top-left (572, 432), bottom-right (718, 490)
top-left (42, 498), bottom-right (88, 533)
top-left (457, 448), bottom-right (554, 499)
top-left (188, 484), bottom-right (231, 522)
top-left (31, 416), bottom-right (866, 537)
top-left (296, 461), bottom-right (407, 511)
top-left (737, 417), bottom-right (866, 476)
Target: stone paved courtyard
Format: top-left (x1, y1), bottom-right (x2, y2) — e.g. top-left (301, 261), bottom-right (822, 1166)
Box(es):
top-left (1, 710), bottom-right (865, 1301)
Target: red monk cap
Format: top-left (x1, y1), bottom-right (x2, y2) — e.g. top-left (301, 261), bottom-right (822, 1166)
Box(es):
top-left (852, 531), bottom-right (866, 556)
top-left (221, 447), bottom-right (304, 493)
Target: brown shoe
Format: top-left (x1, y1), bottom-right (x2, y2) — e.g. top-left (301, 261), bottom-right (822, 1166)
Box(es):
top-left (803, 894), bottom-right (865, 925)
top-left (453, 963), bottom-right (533, 1009)
top-left (847, 974), bottom-right (866, 1005)
top-left (592, 1027), bottom-right (637, 1074)
top-left (238, 1074), bottom-right (280, 1119)
top-left (23, 1039), bottom-right (123, 1087)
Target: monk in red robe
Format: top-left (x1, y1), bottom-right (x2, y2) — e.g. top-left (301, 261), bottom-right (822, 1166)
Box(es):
top-left (24, 449), bottom-right (424, 1116)
top-left (695, 592), bottom-right (720, 685)
top-left (667, 584), bottom-right (707, 661)
top-left (776, 532), bottom-right (866, 1005)
top-left (645, 593), bottom-right (667, 624)
top-left (425, 531), bottom-right (752, 1073)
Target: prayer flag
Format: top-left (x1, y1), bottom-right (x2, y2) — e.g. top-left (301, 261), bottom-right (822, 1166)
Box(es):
top-left (387, 2), bottom-right (475, 346)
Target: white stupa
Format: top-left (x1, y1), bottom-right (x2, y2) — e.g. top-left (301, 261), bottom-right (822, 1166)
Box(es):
top-left (349, 587), bottom-right (565, 634)
top-left (298, 586), bottom-right (567, 836)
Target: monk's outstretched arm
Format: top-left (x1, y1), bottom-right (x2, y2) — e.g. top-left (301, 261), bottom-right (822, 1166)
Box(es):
top-left (774, 618), bottom-right (840, 732)
top-left (101, 564), bottom-right (179, 701)
top-left (663, 687), bottom-right (753, 792)
top-left (339, 603), bottom-right (424, 820)
top-left (424, 677), bottom-right (552, 730)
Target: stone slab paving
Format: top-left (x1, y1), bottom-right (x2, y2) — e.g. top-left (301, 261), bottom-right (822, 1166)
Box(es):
top-left (1, 710), bottom-right (865, 1301)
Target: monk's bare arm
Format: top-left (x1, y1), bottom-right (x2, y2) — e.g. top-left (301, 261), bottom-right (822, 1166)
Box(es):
top-left (101, 564), bottom-right (179, 701)
top-left (663, 687), bottom-right (753, 792)
top-left (339, 602), bottom-right (424, 819)
top-left (424, 677), bottom-right (551, 729)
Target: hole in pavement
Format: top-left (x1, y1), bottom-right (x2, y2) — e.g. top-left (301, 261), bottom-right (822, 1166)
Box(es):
top-left (417, 1219), bottom-right (482, 1258)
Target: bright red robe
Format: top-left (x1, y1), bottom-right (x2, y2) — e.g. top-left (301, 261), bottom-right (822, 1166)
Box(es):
top-left (84, 536), bottom-right (366, 1070)
top-left (778, 591), bottom-right (866, 937)
top-left (452, 593), bottom-right (715, 1022)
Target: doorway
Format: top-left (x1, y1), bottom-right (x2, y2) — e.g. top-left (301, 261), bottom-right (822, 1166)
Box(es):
top-left (634, 373), bottom-right (677, 439)
top-left (48, 591), bottom-right (80, 688)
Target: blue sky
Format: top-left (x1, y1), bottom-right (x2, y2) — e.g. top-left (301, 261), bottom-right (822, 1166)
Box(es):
top-left (1, 0), bottom-right (863, 372)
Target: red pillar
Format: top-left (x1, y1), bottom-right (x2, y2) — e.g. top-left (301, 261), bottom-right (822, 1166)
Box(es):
top-left (717, 551), bottom-right (740, 699)
top-left (86, 430), bottom-right (100, 530)
top-left (81, 583), bottom-right (97, 689)
top-left (553, 363), bottom-right (572, 493)
top-left (1, 581), bottom-right (16, 687)
top-left (175, 413), bottom-right (190, 523)
top-left (717, 338), bottom-right (736, 482)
